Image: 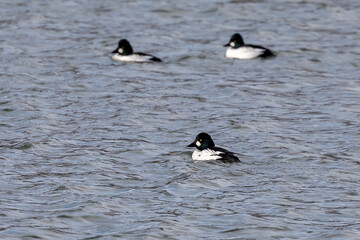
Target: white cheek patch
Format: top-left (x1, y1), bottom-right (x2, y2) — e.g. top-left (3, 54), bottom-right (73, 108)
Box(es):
top-left (230, 42), bottom-right (235, 47)
top-left (196, 141), bottom-right (201, 147)
top-left (118, 48), bottom-right (123, 53)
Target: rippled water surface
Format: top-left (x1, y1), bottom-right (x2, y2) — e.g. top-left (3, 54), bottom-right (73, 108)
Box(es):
top-left (1, 0), bottom-right (360, 239)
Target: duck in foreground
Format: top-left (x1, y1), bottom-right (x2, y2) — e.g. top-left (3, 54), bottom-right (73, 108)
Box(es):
top-left (224, 33), bottom-right (274, 59)
top-left (112, 39), bottom-right (162, 63)
top-left (187, 132), bottom-right (240, 163)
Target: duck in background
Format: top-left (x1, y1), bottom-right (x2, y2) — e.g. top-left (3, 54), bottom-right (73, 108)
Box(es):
top-left (224, 33), bottom-right (274, 59)
top-left (112, 39), bottom-right (162, 63)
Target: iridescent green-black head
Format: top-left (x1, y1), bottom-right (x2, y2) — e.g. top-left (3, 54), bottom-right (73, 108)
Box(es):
top-left (187, 132), bottom-right (215, 150)
top-left (112, 39), bottom-right (134, 55)
top-left (224, 33), bottom-right (245, 48)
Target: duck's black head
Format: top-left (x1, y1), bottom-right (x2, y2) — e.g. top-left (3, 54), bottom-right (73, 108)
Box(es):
top-left (187, 132), bottom-right (215, 150)
top-left (112, 39), bottom-right (133, 55)
top-left (224, 33), bottom-right (245, 48)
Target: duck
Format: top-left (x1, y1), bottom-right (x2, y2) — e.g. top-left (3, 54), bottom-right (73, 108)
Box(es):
top-left (112, 39), bottom-right (162, 62)
top-left (187, 132), bottom-right (240, 163)
top-left (224, 33), bottom-right (274, 59)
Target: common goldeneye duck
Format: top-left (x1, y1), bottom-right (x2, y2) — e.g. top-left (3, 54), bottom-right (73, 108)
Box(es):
top-left (112, 39), bottom-right (162, 63)
top-left (224, 33), bottom-right (274, 59)
top-left (187, 132), bottom-right (240, 163)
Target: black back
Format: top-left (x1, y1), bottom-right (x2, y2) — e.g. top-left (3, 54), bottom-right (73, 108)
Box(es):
top-left (246, 44), bottom-right (275, 58)
top-left (213, 146), bottom-right (240, 163)
top-left (136, 52), bottom-right (162, 62)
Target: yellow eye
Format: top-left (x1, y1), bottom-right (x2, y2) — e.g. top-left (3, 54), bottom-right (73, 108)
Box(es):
top-left (199, 139), bottom-right (202, 142)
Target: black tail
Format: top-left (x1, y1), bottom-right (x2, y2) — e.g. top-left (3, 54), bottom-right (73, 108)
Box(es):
top-left (150, 56), bottom-right (162, 62)
top-left (260, 49), bottom-right (275, 58)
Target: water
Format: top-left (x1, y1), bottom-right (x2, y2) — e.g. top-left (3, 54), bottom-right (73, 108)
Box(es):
top-left (1, 0), bottom-right (360, 239)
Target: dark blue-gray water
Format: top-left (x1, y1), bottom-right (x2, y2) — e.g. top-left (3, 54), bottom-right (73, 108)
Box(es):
top-left (1, 0), bottom-right (360, 239)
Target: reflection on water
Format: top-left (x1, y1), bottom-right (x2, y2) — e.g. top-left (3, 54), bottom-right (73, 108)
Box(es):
top-left (1, 0), bottom-right (360, 239)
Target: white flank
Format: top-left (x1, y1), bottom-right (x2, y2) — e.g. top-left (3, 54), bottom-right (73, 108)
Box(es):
top-left (225, 46), bottom-right (265, 60)
top-left (192, 149), bottom-right (223, 161)
top-left (112, 54), bottom-right (153, 62)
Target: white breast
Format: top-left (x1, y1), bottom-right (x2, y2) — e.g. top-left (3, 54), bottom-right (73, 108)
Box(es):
top-left (112, 54), bottom-right (153, 62)
top-left (225, 46), bottom-right (265, 60)
top-left (192, 149), bottom-right (223, 161)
